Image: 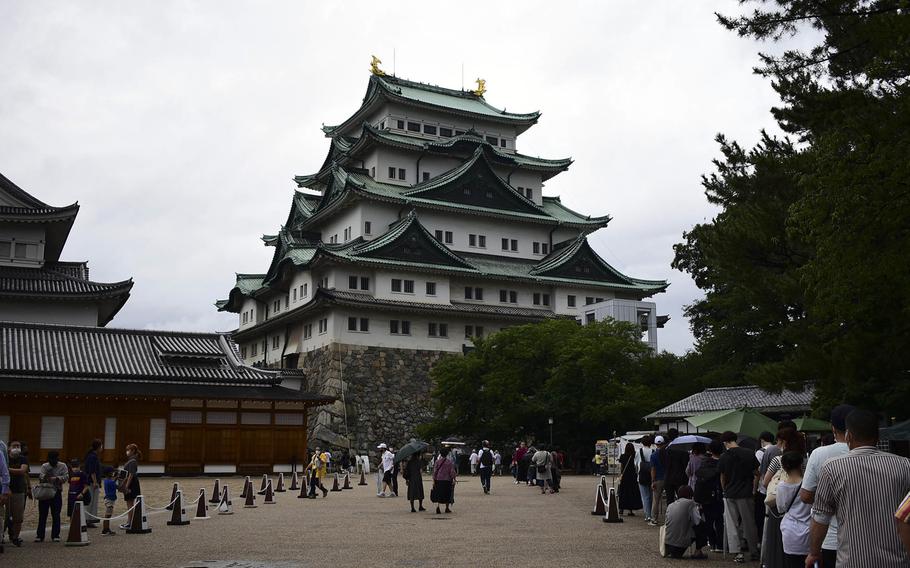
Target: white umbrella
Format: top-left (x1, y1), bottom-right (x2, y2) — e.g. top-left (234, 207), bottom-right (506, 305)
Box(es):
top-left (668, 435), bottom-right (713, 451)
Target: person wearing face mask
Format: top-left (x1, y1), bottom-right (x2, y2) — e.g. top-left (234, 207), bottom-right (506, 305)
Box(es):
top-left (6, 440), bottom-right (29, 547)
top-left (35, 450), bottom-right (69, 542)
top-left (84, 438), bottom-right (103, 529)
top-left (118, 444), bottom-right (142, 530)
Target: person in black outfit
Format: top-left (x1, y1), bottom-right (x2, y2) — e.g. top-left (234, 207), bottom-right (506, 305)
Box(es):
top-left (694, 439), bottom-right (726, 552)
top-left (663, 429), bottom-right (690, 508)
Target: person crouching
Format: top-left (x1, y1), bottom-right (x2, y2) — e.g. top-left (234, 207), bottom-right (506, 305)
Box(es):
top-left (663, 485), bottom-right (708, 559)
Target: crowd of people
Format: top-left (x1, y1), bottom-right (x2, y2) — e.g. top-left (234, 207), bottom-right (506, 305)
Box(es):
top-left (0, 438), bottom-right (144, 551)
top-left (612, 406), bottom-right (910, 566)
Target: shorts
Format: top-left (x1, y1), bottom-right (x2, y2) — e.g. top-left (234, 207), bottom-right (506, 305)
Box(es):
top-left (104, 499), bottom-right (116, 516)
top-left (383, 470), bottom-right (393, 484)
top-left (9, 493), bottom-right (26, 523)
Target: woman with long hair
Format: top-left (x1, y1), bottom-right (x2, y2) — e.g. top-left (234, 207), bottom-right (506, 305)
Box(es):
top-left (119, 443), bottom-right (142, 529)
top-left (618, 442), bottom-right (643, 515)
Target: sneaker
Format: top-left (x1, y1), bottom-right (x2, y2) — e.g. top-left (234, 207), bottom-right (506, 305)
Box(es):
top-left (119, 523), bottom-right (129, 530)
top-left (377, 493), bottom-right (385, 498)
top-left (51, 537), bottom-right (60, 543)
top-left (733, 553), bottom-right (745, 563)
top-left (647, 520), bottom-right (659, 527)
top-left (12, 538), bottom-right (22, 547)
top-left (33, 537), bottom-right (43, 543)
top-left (102, 531), bottom-right (117, 537)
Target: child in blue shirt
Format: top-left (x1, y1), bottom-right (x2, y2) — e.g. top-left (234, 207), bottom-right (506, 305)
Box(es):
top-left (101, 466), bottom-right (118, 536)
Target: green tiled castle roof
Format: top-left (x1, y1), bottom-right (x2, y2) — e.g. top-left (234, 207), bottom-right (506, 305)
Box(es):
top-left (322, 75), bottom-right (540, 138)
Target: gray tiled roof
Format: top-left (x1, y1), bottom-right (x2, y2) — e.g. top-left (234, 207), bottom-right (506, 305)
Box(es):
top-left (644, 384), bottom-right (815, 420)
top-left (0, 266), bottom-right (133, 298)
top-left (0, 321), bottom-right (303, 387)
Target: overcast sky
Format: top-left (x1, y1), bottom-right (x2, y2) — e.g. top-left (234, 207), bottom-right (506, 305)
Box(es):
top-left (1, 2), bottom-right (787, 354)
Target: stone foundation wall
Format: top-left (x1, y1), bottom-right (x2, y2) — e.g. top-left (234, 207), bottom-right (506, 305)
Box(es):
top-left (298, 343), bottom-right (450, 454)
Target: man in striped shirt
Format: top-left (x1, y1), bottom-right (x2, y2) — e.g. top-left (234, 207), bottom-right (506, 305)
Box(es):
top-left (808, 409), bottom-right (910, 568)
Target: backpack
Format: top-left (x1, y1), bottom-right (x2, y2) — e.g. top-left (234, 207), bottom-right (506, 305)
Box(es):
top-left (637, 448), bottom-right (652, 485)
top-left (693, 459), bottom-right (722, 505)
top-left (480, 449), bottom-right (493, 467)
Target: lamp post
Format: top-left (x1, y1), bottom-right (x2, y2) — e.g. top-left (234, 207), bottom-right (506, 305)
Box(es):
top-left (548, 417), bottom-right (554, 447)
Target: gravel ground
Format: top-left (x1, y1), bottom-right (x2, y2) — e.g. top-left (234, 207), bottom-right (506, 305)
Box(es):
top-left (6, 474), bottom-right (744, 567)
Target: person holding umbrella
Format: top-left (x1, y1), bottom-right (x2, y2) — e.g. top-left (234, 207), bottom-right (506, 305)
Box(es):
top-left (395, 439), bottom-right (429, 512)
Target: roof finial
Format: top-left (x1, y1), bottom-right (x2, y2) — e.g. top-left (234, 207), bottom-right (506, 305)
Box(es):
top-left (370, 55), bottom-right (386, 76)
top-left (473, 78), bottom-right (486, 97)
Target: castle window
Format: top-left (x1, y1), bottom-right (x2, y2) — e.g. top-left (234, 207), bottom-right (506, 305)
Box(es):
top-left (318, 318), bottom-right (328, 334)
top-left (349, 276), bottom-right (358, 290)
top-left (439, 127), bottom-right (453, 137)
top-left (510, 239), bottom-right (518, 252)
top-left (428, 323), bottom-right (448, 338)
top-left (469, 234), bottom-right (476, 247)
top-left (426, 282), bottom-right (436, 296)
top-left (390, 320), bottom-right (411, 335)
top-left (533, 293), bottom-right (541, 305)
top-left (501, 238), bottom-right (509, 251)
top-left (407, 121), bottom-right (421, 132)
top-left (444, 231), bottom-right (453, 244)
top-left (371, 167), bottom-right (375, 178)
top-left (397, 120), bottom-right (404, 129)
top-left (586, 297), bottom-right (594, 305)
top-left (404, 280), bottom-right (414, 293)
top-left (533, 242), bottom-right (540, 254)
top-left (388, 167), bottom-right (395, 179)
top-left (509, 291), bottom-right (517, 303)
top-left (272, 336), bottom-right (280, 349)
top-left (251, 343), bottom-right (258, 356)
top-left (292, 289), bottom-right (297, 302)
top-left (360, 277), bottom-right (369, 290)
top-left (464, 287), bottom-right (473, 300)
top-left (241, 346), bottom-right (247, 358)
top-left (422, 172), bottom-right (430, 182)
top-left (364, 221), bottom-right (372, 235)
top-left (500, 138), bottom-right (507, 148)
top-left (392, 279), bottom-right (402, 292)
top-left (485, 135), bottom-right (498, 145)
top-left (423, 125), bottom-right (437, 135)
top-left (542, 243), bottom-right (549, 254)
top-left (567, 295), bottom-right (576, 308)
top-left (478, 235), bottom-right (486, 248)
top-left (398, 168), bottom-right (406, 180)
top-left (303, 324), bottom-right (312, 339)
top-left (455, 130), bottom-right (465, 136)
top-left (543, 294), bottom-right (550, 306)
top-left (348, 317), bottom-right (370, 332)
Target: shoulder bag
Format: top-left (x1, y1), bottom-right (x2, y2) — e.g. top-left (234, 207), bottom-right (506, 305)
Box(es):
top-left (33, 480), bottom-right (56, 501)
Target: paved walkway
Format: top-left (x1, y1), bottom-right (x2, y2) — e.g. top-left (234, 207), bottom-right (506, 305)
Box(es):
top-left (8, 474), bottom-right (742, 567)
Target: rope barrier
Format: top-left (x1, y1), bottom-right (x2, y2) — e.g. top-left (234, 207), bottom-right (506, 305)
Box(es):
top-left (83, 500), bottom-right (139, 522)
top-left (145, 495), bottom-right (180, 512)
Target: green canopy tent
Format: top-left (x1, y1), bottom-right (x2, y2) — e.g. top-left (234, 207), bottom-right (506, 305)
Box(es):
top-left (686, 407), bottom-right (779, 439)
top-left (793, 416), bottom-right (831, 432)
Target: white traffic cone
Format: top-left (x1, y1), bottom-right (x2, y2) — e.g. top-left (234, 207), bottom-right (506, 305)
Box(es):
top-left (194, 489), bottom-right (210, 520)
top-left (65, 500), bottom-right (90, 546)
top-left (126, 495), bottom-right (152, 533)
top-left (167, 490), bottom-right (190, 526)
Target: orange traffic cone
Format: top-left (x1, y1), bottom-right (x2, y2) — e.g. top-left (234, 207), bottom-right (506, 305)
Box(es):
top-left (166, 482), bottom-right (179, 511)
top-left (194, 489), bottom-right (210, 520)
top-left (65, 500), bottom-right (90, 546)
top-left (126, 495), bottom-right (152, 533)
top-left (591, 484), bottom-right (606, 516)
top-left (275, 472), bottom-right (286, 492)
top-left (209, 479), bottom-right (221, 504)
top-left (330, 473), bottom-right (342, 492)
top-left (290, 470), bottom-right (300, 491)
top-left (603, 486), bottom-right (623, 523)
top-left (217, 485), bottom-right (233, 515)
top-left (263, 480), bottom-right (276, 504)
top-left (244, 483), bottom-right (257, 508)
top-left (166, 490), bottom-right (190, 526)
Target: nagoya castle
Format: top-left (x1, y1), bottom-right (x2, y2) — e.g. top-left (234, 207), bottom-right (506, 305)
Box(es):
top-left (217, 57), bottom-right (668, 451)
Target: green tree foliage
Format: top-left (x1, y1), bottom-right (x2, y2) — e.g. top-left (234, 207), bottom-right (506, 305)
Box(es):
top-left (675, 1), bottom-right (910, 417)
top-left (418, 319), bottom-right (699, 454)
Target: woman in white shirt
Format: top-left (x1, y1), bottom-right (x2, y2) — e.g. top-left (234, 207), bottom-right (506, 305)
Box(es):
top-left (776, 451), bottom-right (812, 568)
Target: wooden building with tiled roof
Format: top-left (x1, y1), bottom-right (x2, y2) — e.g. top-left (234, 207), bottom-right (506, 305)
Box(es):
top-left (0, 173), bottom-right (332, 473)
top-left (216, 62), bottom-right (668, 451)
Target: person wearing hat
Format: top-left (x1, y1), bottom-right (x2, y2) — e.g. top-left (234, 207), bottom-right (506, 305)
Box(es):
top-left (378, 443), bottom-right (395, 497)
top-left (307, 447), bottom-right (329, 498)
top-left (66, 457), bottom-right (90, 519)
top-left (649, 435), bottom-right (667, 525)
top-left (798, 404), bottom-right (854, 568)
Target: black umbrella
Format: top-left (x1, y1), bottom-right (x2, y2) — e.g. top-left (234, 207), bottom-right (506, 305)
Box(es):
top-left (394, 439), bottom-right (429, 463)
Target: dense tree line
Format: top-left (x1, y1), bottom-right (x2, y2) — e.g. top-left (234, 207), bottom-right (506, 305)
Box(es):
top-left (418, 319), bottom-right (707, 456)
top-left (674, 1), bottom-right (910, 418)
